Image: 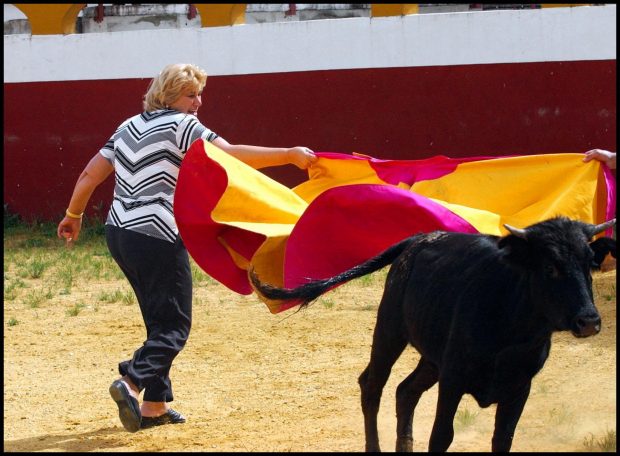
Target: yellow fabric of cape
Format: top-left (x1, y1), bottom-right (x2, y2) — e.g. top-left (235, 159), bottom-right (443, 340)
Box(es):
top-left (411, 154), bottom-right (607, 235)
top-left (174, 141), bottom-right (615, 313)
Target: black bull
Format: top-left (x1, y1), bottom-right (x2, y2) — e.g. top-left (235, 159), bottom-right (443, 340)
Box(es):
top-left (250, 216), bottom-right (616, 452)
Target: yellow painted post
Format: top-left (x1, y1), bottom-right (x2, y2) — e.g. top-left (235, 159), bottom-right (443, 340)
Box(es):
top-left (193, 4), bottom-right (246, 27)
top-left (13, 4), bottom-right (86, 35)
top-left (371, 4), bottom-right (419, 17)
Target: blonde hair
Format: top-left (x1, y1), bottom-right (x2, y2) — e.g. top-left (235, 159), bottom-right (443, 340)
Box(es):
top-left (143, 63), bottom-right (208, 112)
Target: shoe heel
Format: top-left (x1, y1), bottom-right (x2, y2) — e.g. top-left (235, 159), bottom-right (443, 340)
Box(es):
top-left (109, 381), bottom-right (141, 433)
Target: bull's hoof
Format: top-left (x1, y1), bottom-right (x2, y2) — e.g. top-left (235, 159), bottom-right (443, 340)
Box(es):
top-left (396, 437), bottom-right (413, 452)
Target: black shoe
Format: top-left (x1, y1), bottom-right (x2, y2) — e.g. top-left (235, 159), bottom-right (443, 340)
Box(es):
top-left (140, 409), bottom-right (186, 429)
top-left (109, 379), bottom-right (141, 433)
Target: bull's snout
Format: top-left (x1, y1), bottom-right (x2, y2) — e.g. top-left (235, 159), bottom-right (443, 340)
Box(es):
top-left (571, 312), bottom-right (601, 338)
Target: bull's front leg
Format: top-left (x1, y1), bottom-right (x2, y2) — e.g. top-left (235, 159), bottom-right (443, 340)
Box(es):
top-left (491, 382), bottom-right (531, 452)
top-left (428, 381), bottom-right (463, 452)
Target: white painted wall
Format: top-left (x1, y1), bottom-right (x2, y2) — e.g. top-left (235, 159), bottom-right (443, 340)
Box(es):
top-left (3, 5), bottom-right (616, 83)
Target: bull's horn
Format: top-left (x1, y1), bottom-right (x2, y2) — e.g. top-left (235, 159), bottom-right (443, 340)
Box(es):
top-left (504, 224), bottom-right (527, 238)
top-left (589, 218), bottom-right (616, 236)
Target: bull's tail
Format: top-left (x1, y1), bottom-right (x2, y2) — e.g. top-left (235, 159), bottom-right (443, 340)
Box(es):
top-left (249, 235), bottom-right (416, 308)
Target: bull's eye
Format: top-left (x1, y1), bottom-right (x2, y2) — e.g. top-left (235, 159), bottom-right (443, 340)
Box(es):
top-left (544, 264), bottom-right (558, 278)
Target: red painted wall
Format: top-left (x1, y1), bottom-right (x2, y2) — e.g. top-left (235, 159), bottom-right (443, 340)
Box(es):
top-left (3, 60), bottom-right (616, 221)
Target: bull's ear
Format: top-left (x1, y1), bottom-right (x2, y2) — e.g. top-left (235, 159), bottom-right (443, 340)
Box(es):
top-left (498, 233), bottom-right (532, 267)
top-left (589, 237), bottom-right (617, 269)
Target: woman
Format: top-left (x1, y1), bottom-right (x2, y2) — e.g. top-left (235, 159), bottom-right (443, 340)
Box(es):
top-left (57, 63), bottom-right (316, 432)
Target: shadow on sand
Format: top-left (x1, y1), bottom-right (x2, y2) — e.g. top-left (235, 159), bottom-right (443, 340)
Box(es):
top-left (4, 426), bottom-right (128, 452)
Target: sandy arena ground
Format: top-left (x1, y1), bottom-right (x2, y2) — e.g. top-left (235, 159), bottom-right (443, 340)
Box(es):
top-left (3, 266), bottom-right (616, 452)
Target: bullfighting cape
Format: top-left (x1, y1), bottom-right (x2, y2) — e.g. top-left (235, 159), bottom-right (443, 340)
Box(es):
top-left (174, 140), bottom-right (616, 314)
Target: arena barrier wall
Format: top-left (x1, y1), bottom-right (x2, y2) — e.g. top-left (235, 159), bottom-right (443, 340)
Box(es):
top-left (4, 5), bottom-right (616, 220)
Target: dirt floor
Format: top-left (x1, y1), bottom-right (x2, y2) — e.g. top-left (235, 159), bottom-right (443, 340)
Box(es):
top-left (3, 264), bottom-right (616, 452)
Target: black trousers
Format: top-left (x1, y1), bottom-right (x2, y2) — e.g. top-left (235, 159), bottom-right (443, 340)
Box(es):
top-left (105, 225), bottom-right (192, 402)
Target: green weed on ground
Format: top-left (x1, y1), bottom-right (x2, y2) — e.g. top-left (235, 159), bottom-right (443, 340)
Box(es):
top-left (583, 429), bottom-right (616, 452)
top-left (3, 212), bottom-right (219, 327)
top-left (454, 408), bottom-right (479, 430)
top-left (4, 214), bottom-right (122, 320)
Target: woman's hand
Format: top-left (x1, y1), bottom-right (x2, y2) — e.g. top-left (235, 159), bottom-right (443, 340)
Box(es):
top-left (583, 149), bottom-right (616, 169)
top-left (287, 146), bottom-right (318, 169)
top-left (57, 216), bottom-right (82, 247)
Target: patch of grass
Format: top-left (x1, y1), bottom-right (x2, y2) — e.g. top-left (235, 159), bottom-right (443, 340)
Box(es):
top-left (19, 238), bottom-right (47, 249)
top-left (66, 303), bottom-right (86, 317)
top-left (191, 262), bottom-right (209, 285)
top-left (58, 267), bottom-right (75, 290)
top-left (454, 408), bottom-right (478, 430)
top-left (7, 317), bottom-right (19, 327)
top-left (4, 203), bottom-right (22, 229)
top-left (85, 258), bottom-right (104, 279)
top-left (98, 289), bottom-right (125, 303)
top-left (24, 288), bottom-right (52, 308)
top-left (321, 298), bottom-right (335, 309)
top-left (24, 257), bottom-right (49, 279)
top-left (121, 289), bottom-right (136, 305)
top-left (103, 267), bottom-right (126, 280)
top-left (359, 304), bottom-right (376, 311)
top-left (583, 429), bottom-right (616, 452)
top-left (594, 278), bottom-right (616, 302)
top-left (357, 274), bottom-right (374, 287)
top-left (4, 277), bottom-right (26, 301)
top-left (5, 216), bottom-right (58, 241)
top-left (4, 288), bottom-right (18, 301)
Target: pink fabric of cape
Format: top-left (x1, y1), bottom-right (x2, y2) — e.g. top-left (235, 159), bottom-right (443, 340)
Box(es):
top-left (174, 140), bottom-right (616, 313)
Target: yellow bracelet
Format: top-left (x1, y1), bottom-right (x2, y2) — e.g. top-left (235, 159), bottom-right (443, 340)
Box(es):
top-left (66, 209), bottom-right (83, 219)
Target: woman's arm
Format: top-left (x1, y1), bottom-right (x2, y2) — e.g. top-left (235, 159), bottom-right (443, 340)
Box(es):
top-left (57, 153), bottom-right (115, 244)
top-left (212, 137), bottom-right (317, 170)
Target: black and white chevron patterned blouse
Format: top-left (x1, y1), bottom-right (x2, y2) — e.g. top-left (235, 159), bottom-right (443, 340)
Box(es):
top-left (99, 109), bottom-right (219, 243)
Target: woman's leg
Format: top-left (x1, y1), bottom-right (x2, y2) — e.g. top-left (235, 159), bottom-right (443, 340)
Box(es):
top-left (105, 226), bottom-right (192, 414)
